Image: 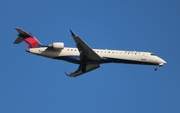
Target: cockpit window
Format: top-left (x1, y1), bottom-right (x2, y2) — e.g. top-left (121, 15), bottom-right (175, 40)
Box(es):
top-left (151, 53), bottom-right (155, 56)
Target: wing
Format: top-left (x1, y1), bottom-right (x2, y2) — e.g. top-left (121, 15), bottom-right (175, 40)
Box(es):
top-left (65, 30), bottom-right (102, 77)
top-left (65, 64), bottom-right (100, 77)
top-left (70, 30), bottom-right (102, 61)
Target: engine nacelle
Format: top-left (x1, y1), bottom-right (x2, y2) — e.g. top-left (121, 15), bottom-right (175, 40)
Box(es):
top-left (48, 42), bottom-right (64, 50)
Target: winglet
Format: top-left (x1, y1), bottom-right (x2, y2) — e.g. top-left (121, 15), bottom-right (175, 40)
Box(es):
top-left (69, 29), bottom-right (77, 36)
top-left (64, 71), bottom-right (71, 77)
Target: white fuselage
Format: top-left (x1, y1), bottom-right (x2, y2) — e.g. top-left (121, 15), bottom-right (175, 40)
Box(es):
top-left (26, 47), bottom-right (166, 66)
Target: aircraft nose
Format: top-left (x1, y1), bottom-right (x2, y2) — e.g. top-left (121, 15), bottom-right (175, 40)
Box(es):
top-left (163, 59), bottom-right (166, 64)
top-left (161, 59), bottom-right (166, 64)
top-left (158, 57), bottom-right (166, 66)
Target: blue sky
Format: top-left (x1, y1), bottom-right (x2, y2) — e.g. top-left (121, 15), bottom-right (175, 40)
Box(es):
top-left (0, 0), bottom-right (180, 113)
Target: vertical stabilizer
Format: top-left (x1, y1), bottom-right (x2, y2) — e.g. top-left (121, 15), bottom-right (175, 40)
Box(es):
top-left (14, 28), bottom-right (42, 48)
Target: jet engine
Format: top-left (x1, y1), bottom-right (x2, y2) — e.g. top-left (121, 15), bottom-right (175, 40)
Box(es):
top-left (48, 42), bottom-right (64, 50)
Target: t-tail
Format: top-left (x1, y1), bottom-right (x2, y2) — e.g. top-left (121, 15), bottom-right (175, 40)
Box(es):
top-left (13, 28), bottom-right (43, 48)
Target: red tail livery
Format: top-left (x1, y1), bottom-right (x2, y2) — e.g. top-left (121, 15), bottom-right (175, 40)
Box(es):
top-left (14, 28), bottom-right (42, 48)
top-left (13, 28), bottom-right (166, 77)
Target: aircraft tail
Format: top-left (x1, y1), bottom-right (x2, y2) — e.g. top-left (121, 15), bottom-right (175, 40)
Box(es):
top-left (14, 28), bottom-right (43, 48)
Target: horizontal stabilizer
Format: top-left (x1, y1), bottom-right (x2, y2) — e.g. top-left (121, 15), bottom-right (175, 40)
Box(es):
top-left (15, 28), bottom-right (31, 37)
top-left (13, 28), bottom-right (32, 44)
top-left (14, 27), bottom-right (31, 44)
top-left (13, 27), bottom-right (43, 48)
top-left (13, 36), bottom-right (24, 44)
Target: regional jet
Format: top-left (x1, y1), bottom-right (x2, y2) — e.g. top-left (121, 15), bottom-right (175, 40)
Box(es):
top-left (13, 28), bottom-right (166, 77)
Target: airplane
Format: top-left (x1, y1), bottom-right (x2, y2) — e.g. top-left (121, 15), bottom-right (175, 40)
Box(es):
top-left (13, 28), bottom-right (166, 77)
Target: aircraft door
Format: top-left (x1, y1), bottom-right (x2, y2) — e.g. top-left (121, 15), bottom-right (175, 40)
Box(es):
top-left (141, 54), bottom-right (146, 61)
